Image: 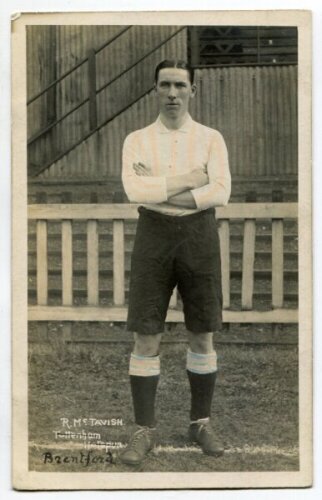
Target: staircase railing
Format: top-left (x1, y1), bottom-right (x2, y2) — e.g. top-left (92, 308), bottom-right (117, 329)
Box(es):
top-left (27, 26), bottom-right (186, 176)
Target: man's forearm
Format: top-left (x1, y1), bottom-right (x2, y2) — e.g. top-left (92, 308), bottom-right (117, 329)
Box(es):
top-left (168, 190), bottom-right (197, 208)
top-left (123, 164), bottom-right (209, 204)
top-left (165, 174), bottom-right (193, 198)
top-left (165, 168), bottom-right (208, 199)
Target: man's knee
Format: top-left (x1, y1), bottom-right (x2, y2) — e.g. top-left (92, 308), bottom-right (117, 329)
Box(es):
top-left (188, 331), bottom-right (214, 354)
top-left (133, 333), bottom-right (162, 356)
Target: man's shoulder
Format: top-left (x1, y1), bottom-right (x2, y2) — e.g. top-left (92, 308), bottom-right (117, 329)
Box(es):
top-left (191, 119), bottom-right (224, 140)
top-left (124, 121), bottom-right (156, 143)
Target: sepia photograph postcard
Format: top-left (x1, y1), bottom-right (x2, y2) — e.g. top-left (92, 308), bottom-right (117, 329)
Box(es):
top-left (11, 9), bottom-right (312, 490)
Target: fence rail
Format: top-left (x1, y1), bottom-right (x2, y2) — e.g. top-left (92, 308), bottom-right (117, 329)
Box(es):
top-left (28, 203), bottom-right (298, 324)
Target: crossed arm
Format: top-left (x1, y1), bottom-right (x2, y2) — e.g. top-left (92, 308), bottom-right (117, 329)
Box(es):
top-left (132, 162), bottom-right (207, 208)
top-left (167, 191), bottom-right (197, 208)
top-left (122, 131), bottom-right (231, 209)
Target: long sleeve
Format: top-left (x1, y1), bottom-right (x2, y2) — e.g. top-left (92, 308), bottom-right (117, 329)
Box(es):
top-left (122, 132), bottom-right (168, 204)
top-left (191, 131), bottom-right (231, 210)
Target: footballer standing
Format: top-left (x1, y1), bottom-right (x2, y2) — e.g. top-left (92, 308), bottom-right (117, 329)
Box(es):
top-left (120, 59), bottom-right (231, 465)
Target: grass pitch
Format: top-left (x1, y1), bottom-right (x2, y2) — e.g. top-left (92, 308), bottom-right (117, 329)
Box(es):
top-left (28, 324), bottom-right (298, 472)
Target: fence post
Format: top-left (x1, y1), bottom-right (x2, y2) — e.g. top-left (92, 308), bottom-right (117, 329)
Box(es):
top-left (87, 219), bottom-right (99, 306)
top-left (87, 48), bottom-right (98, 131)
top-left (87, 192), bottom-right (100, 307)
top-left (35, 192), bottom-right (48, 340)
top-left (241, 192), bottom-right (257, 311)
top-left (113, 220), bottom-right (125, 306)
top-left (61, 192), bottom-right (73, 342)
top-left (272, 190), bottom-right (284, 336)
top-left (218, 219), bottom-right (230, 309)
top-left (36, 192), bottom-right (48, 305)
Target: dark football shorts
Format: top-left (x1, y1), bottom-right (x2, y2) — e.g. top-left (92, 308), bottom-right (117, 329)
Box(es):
top-left (127, 206), bottom-right (223, 335)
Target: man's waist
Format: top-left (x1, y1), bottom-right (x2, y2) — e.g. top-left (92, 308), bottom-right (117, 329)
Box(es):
top-left (138, 205), bottom-right (215, 222)
top-left (140, 202), bottom-right (203, 217)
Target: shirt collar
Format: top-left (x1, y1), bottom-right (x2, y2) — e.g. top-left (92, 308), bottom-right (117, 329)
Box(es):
top-left (156, 113), bottom-right (194, 134)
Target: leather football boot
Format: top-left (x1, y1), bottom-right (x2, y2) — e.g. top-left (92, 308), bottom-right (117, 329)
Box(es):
top-left (189, 421), bottom-right (224, 457)
top-left (120, 426), bottom-right (156, 465)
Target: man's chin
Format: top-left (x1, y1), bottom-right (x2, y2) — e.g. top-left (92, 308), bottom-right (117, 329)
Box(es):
top-left (164, 106), bottom-right (181, 116)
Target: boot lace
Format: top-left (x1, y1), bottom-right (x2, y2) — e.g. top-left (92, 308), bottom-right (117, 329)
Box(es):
top-left (127, 427), bottom-right (151, 449)
top-left (197, 422), bottom-right (213, 438)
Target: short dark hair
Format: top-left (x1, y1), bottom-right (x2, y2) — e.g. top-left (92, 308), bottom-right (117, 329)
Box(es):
top-left (154, 59), bottom-right (195, 84)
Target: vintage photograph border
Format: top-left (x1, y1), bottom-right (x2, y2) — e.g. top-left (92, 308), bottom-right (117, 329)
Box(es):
top-left (11, 9), bottom-right (312, 490)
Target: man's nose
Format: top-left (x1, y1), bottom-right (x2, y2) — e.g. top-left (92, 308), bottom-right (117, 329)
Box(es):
top-left (168, 85), bottom-right (177, 99)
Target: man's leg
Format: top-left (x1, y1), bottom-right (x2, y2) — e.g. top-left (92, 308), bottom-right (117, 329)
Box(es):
top-left (130, 333), bottom-right (162, 427)
top-left (120, 333), bottom-right (162, 465)
top-left (186, 331), bottom-right (224, 457)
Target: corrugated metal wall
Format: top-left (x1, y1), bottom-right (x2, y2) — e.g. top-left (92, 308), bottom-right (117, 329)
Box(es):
top-left (39, 89), bottom-right (158, 179)
top-left (27, 26), bottom-right (58, 169)
top-left (27, 26), bottom-right (297, 180)
top-left (38, 65), bottom-right (298, 180)
top-left (28, 25), bottom-right (187, 175)
top-left (190, 66), bottom-right (298, 176)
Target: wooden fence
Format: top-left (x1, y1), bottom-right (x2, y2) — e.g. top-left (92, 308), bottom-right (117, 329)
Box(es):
top-left (28, 203), bottom-right (298, 324)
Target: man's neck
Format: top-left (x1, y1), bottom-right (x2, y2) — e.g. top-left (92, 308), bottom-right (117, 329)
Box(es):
top-left (159, 113), bottom-right (189, 130)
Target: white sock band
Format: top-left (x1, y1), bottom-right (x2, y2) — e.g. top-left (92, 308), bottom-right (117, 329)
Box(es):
top-left (186, 349), bottom-right (217, 374)
top-left (190, 417), bottom-right (210, 425)
top-left (129, 353), bottom-right (160, 377)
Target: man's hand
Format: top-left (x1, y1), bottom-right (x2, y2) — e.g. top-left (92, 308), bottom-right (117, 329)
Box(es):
top-left (188, 167), bottom-right (209, 189)
top-left (132, 162), bottom-right (209, 199)
top-left (133, 162), bottom-right (152, 176)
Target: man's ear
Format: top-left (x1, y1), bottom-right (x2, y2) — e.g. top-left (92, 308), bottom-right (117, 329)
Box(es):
top-left (190, 83), bottom-right (197, 98)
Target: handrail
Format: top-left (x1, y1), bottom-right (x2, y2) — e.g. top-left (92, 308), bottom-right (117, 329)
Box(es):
top-left (28, 97), bottom-right (90, 146)
top-left (28, 26), bottom-right (186, 147)
top-left (95, 26), bottom-right (186, 95)
top-left (27, 26), bottom-right (132, 105)
top-left (31, 86), bottom-right (154, 177)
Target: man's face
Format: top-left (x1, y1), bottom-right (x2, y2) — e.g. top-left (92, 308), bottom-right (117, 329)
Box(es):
top-left (155, 67), bottom-right (196, 120)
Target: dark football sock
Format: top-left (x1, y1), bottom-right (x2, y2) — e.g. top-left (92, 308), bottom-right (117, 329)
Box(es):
top-left (186, 349), bottom-right (218, 421)
top-left (187, 370), bottom-right (217, 421)
top-left (129, 353), bottom-right (160, 428)
top-left (130, 375), bottom-right (159, 427)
